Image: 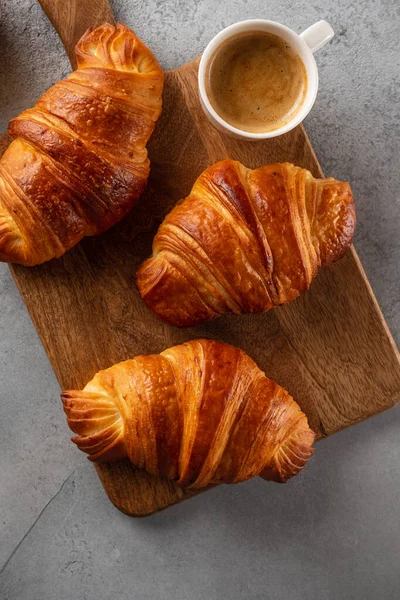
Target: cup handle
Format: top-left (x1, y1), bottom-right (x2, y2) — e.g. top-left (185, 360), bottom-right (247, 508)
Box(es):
top-left (300, 20), bottom-right (334, 53)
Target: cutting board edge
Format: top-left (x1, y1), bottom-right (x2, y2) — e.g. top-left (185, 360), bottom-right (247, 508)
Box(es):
top-left (95, 381), bottom-right (400, 518)
top-left (349, 246), bottom-right (400, 360)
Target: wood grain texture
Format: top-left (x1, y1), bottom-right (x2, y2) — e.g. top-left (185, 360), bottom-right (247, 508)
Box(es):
top-left (37, 0), bottom-right (115, 68)
top-left (2, 0), bottom-right (399, 516)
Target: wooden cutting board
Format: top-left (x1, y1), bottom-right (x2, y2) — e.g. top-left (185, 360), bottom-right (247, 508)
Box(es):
top-left (2, 0), bottom-right (399, 516)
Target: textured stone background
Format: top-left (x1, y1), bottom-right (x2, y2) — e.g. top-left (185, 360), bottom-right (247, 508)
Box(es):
top-left (0, 1), bottom-right (399, 599)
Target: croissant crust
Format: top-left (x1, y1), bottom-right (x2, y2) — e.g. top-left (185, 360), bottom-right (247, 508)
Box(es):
top-left (0, 23), bottom-right (164, 265)
top-left (62, 339), bottom-right (315, 489)
top-left (137, 159), bottom-right (356, 326)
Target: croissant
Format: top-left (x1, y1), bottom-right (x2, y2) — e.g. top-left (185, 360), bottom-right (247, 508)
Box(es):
top-left (62, 339), bottom-right (315, 488)
top-left (137, 159), bottom-right (356, 327)
top-left (0, 23), bottom-right (163, 266)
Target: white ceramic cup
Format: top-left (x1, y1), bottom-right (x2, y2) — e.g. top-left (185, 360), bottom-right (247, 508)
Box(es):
top-left (198, 19), bottom-right (334, 140)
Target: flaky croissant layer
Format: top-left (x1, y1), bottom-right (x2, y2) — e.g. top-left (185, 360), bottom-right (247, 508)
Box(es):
top-left (0, 23), bottom-right (163, 265)
top-left (62, 339), bottom-right (315, 488)
top-left (137, 159), bottom-right (356, 327)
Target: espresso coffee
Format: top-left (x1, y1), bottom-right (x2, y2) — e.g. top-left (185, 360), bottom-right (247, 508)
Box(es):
top-left (206, 31), bottom-right (308, 133)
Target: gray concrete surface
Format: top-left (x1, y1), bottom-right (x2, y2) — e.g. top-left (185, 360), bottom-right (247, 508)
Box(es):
top-left (0, 1), bottom-right (399, 599)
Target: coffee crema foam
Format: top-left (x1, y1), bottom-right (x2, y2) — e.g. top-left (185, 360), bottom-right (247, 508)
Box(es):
top-left (206, 31), bottom-right (308, 133)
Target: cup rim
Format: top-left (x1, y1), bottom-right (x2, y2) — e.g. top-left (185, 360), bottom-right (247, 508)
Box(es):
top-left (198, 19), bottom-right (319, 140)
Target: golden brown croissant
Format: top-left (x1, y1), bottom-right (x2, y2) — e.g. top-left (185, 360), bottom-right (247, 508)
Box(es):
top-left (62, 339), bottom-right (315, 488)
top-left (0, 23), bottom-right (163, 266)
top-left (137, 159), bottom-right (356, 327)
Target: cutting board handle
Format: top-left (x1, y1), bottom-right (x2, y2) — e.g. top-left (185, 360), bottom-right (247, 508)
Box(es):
top-left (37, 0), bottom-right (115, 69)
